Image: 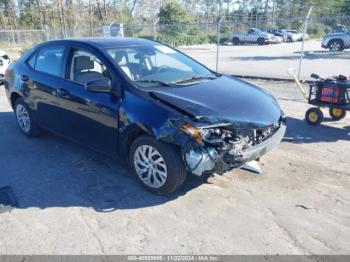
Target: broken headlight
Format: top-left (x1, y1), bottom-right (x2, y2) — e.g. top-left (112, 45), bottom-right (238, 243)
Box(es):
top-left (182, 122), bottom-right (233, 145)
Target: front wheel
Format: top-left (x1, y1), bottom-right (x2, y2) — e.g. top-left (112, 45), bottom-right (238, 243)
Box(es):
top-left (329, 107), bottom-right (346, 120)
top-left (129, 135), bottom-right (187, 195)
top-left (328, 39), bottom-right (344, 52)
top-left (14, 98), bottom-right (43, 137)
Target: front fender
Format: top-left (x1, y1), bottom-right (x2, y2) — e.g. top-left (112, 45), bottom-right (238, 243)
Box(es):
top-left (118, 89), bottom-right (192, 157)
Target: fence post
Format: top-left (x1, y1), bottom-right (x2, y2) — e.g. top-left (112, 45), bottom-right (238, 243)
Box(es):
top-left (216, 18), bottom-right (223, 72)
top-left (45, 25), bottom-right (50, 40)
top-left (73, 24), bottom-right (78, 38)
top-left (297, 7), bottom-right (313, 80)
top-left (10, 25), bottom-right (15, 45)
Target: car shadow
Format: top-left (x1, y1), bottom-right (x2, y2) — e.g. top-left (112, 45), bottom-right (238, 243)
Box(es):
top-left (0, 111), bottom-right (206, 212)
top-left (2, 111), bottom-right (348, 212)
top-left (283, 116), bottom-right (350, 144)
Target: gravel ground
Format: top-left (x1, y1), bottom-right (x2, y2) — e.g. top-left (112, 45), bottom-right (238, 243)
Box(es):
top-left (180, 40), bottom-right (350, 80)
top-left (0, 80), bottom-right (349, 255)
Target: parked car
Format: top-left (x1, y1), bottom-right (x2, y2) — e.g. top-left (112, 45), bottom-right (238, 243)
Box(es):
top-left (4, 38), bottom-right (286, 195)
top-left (321, 30), bottom-right (350, 51)
top-left (286, 30), bottom-right (309, 42)
top-left (267, 29), bottom-right (289, 42)
top-left (229, 28), bottom-right (282, 45)
top-left (0, 50), bottom-right (11, 83)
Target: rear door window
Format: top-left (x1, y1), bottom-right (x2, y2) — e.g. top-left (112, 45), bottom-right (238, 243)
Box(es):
top-left (35, 47), bottom-right (65, 77)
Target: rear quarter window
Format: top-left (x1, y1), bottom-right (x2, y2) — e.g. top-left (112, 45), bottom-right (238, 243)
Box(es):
top-left (27, 53), bottom-right (37, 68)
top-left (34, 47), bottom-right (65, 77)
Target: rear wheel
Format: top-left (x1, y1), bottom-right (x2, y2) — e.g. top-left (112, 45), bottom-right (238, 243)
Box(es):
top-left (231, 37), bottom-right (240, 45)
top-left (329, 107), bottom-right (346, 120)
top-left (129, 135), bottom-right (187, 195)
top-left (14, 98), bottom-right (43, 137)
top-left (305, 107), bottom-right (323, 126)
top-left (257, 38), bottom-right (266, 45)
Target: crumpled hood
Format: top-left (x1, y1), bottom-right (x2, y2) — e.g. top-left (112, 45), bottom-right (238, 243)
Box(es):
top-left (149, 76), bottom-right (283, 128)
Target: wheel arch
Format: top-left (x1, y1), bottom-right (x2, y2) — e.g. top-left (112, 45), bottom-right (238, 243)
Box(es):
top-left (119, 123), bottom-right (153, 159)
top-left (10, 92), bottom-right (22, 109)
top-left (231, 37), bottom-right (240, 44)
top-left (328, 38), bottom-right (344, 47)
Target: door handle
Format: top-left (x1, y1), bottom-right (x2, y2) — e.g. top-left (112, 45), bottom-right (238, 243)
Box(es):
top-left (57, 88), bottom-right (70, 97)
top-left (21, 75), bottom-right (29, 82)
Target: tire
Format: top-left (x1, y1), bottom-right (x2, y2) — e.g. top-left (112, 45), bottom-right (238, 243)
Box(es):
top-left (329, 107), bottom-right (346, 120)
top-left (14, 98), bottom-right (43, 137)
top-left (129, 134), bottom-right (187, 195)
top-left (328, 39), bottom-right (344, 52)
top-left (287, 37), bottom-right (293, 43)
top-left (257, 38), bottom-right (266, 45)
top-left (232, 37), bottom-right (240, 45)
top-left (305, 107), bottom-right (323, 126)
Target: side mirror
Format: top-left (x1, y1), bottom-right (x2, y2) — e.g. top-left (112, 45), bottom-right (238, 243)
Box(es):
top-left (85, 78), bottom-right (112, 93)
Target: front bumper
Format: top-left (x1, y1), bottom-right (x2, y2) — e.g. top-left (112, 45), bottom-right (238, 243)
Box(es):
top-left (267, 39), bottom-right (280, 44)
top-left (269, 37), bottom-right (283, 44)
top-left (185, 123), bottom-right (286, 176)
top-left (239, 123), bottom-right (286, 163)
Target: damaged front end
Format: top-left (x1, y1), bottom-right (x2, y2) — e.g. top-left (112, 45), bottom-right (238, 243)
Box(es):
top-left (172, 118), bottom-right (286, 176)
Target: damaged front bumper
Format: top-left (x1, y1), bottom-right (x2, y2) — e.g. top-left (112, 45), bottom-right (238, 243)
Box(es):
top-left (184, 123), bottom-right (286, 176)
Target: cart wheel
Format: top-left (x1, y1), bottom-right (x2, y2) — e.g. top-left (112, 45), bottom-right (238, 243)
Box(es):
top-left (329, 107), bottom-right (346, 120)
top-left (305, 108), bottom-right (323, 126)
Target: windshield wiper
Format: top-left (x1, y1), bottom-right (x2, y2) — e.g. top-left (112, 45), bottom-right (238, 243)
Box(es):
top-left (135, 80), bottom-right (173, 87)
top-left (171, 75), bottom-right (218, 85)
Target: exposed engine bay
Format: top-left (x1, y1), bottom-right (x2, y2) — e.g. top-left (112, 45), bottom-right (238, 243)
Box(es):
top-left (177, 119), bottom-right (286, 176)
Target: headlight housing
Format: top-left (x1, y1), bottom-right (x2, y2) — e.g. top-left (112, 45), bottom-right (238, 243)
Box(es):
top-left (182, 123), bottom-right (203, 143)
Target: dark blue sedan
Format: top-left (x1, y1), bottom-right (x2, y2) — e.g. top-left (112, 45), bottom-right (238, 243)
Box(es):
top-left (4, 38), bottom-right (286, 195)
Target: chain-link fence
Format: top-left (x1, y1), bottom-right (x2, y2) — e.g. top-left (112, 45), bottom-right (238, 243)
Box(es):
top-left (1, 15), bottom-right (349, 80)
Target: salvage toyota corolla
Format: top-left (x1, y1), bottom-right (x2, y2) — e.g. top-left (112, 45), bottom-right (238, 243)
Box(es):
top-left (4, 38), bottom-right (286, 195)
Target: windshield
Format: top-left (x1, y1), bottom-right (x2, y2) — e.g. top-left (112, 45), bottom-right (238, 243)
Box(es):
top-left (105, 44), bottom-right (216, 87)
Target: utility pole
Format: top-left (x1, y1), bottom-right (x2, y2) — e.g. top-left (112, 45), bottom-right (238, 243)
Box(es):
top-left (272, 1), bottom-right (275, 27)
top-left (297, 6), bottom-right (313, 81)
top-left (89, 0), bottom-right (93, 36)
top-left (57, 0), bottom-right (66, 38)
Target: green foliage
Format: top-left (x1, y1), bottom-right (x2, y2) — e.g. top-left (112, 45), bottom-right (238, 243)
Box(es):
top-left (158, 1), bottom-right (195, 35)
top-left (124, 25), bottom-right (143, 37)
top-left (207, 34), bottom-right (228, 44)
top-left (142, 33), bottom-right (209, 47)
top-left (159, 1), bottom-right (194, 25)
top-left (339, 0), bottom-right (350, 15)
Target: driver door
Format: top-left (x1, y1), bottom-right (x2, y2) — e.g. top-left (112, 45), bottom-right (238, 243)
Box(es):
top-left (56, 47), bottom-right (121, 156)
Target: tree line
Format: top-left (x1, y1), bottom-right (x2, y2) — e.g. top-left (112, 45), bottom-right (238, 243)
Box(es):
top-left (0, 0), bottom-right (349, 33)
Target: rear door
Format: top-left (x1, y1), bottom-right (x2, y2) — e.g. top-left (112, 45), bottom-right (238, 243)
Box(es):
top-left (55, 47), bottom-right (120, 156)
top-left (24, 45), bottom-right (68, 133)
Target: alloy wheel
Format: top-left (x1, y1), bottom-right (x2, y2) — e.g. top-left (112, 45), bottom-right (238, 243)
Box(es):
top-left (330, 42), bottom-right (341, 51)
top-left (133, 145), bottom-right (167, 188)
top-left (16, 104), bottom-right (31, 133)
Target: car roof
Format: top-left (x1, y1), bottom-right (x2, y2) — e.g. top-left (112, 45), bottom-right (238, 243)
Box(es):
top-left (39, 37), bottom-right (157, 49)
